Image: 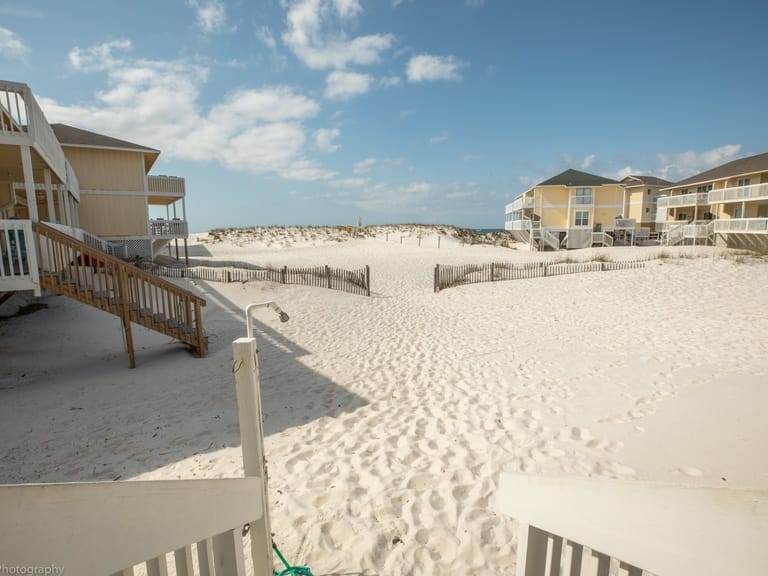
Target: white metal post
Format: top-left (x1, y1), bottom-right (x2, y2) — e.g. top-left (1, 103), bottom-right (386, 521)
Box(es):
top-left (232, 336), bottom-right (274, 576)
top-left (20, 145), bottom-right (39, 222)
top-left (44, 168), bottom-right (55, 222)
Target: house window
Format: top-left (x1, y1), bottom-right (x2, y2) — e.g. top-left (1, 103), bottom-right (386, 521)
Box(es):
top-left (737, 178), bottom-right (751, 187)
top-left (697, 184), bottom-right (713, 193)
top-left (645, 207), bottom-right (651, 213)
top-left (680, 188), bottom-right (689, 194)
top-left (575, 211), bottom-right (589, 226)
top-left (574, 188), bottom-right (593, 204)
top-left (647, 189), bottom-right (652, 195)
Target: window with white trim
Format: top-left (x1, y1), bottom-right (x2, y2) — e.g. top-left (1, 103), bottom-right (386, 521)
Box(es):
top-left (574, 187), bottom-right (593, 204)
top-left (575, 211), bottom-right (589, 226)
top-left (697, 184), bottom-right (713, 193)
top-left (737, 178), bottom-right (751, 187)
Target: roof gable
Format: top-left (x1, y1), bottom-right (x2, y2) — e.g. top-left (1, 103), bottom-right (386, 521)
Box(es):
top-left (538, 169), bottom-right (619, 187)
top-left (51, 123), bottom-right (160, 171)
top-left (621, 175), bottom-right (673, 187)
top-left (672, 152), bottom-right (768, 188)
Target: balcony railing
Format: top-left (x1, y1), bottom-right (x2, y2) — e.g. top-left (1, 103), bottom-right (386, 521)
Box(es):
top-left (506, 219), bottom-right (538, 231)
top-left (1, 80), bottom-right (79, 198)
top-left (709, 182), bottom-right (768, 204)
top-left (714, 218), bottom-right (768, 234)
top-left (148, 175), bottom-right (186, 196)
top-left (656, 192), bottom-right (710, 209)
top-left (507, 196), bottom-right (534, 213)
top-left (150, 218), bottom-right (189, 237)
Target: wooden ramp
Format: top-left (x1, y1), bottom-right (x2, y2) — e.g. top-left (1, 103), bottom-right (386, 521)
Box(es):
top-left (33, 222), bottom-right (206, 367)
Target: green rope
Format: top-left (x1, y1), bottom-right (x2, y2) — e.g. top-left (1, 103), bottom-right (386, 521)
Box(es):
top-left (273, 542), bottom-right (314, 576)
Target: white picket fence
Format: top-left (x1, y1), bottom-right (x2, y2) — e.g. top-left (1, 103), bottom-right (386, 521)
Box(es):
top-left (0, 334), bottom-right (275, 576)
top-left (499, 473), bottom-right (768, 576)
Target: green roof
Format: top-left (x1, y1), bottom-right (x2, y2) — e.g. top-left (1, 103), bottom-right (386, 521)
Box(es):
top-left (538, 169), bottom-right (619, 187)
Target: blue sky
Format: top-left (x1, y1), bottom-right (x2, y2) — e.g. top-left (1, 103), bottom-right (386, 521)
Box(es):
top-left (2, 0), bottom-right (766, 230)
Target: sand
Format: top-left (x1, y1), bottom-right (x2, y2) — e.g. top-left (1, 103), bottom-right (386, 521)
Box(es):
top-left (2, 228), bottom-right (767, 575)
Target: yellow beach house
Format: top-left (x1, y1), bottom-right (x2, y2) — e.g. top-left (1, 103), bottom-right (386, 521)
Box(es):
top-left (656, 152), bottom-right (768, 249)
top-left (1, 79), bottom-right (205, 364)
top-left (504, 168), bottom-right (648, 250)
top-left (619, 175), bottom-right (672, 233)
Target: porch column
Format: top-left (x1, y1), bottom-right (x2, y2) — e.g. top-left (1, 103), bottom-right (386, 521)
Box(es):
top-left (63, 191), bottom-right (73, 226)
top-left (20, 146), bottom-right (39, 222)
top-left (44, 168), bottom-right (56, 222)
top-left (57, 187), bottom-right (66, 224)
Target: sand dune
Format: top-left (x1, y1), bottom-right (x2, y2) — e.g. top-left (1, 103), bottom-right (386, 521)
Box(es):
top-left (2, 228), bottom-right (767, 575)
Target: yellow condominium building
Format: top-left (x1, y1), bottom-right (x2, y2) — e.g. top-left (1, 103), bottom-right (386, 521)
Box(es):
top-left (505, 168), bottom-right (644, 250)
top-left (656, 152), bottom-right (768, 249)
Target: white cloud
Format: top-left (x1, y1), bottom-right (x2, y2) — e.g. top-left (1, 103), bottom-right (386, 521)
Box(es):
top-left (464, 154), bottom-right (482, 161)
top-left (315, 127), bottom-right (341, 152)
top-left (282, 0), bottom-right (394, 70)
top-left (429, 135), bottom-right (448, 145)
top-left (42, 44), bottom-right (332, 181)
top-left (330, 177), bottom-right (369, 189)
top-left (0, 27), bottom-right (28, 59)
top-left (465, 0), bottom-right (485, 6)
top-left (613, 165), bottom-right (635, 180)
top-left (324, 70), bottom-right (372, 100)
top-left (256, 26), bottom-right (277, 49)
top-left (400, 108), bottom-right (415, 118)
top-left (353, 158), bottom-right (377, 174)
top-left (69, 39), bottom-right (131, 71)
top-left (187, 0), bottom-right (229, 33)
top-left (406, 54), bottom-right (462, 83)
top-left (379, 76), bottom-right (401, 88)
top-left (656, 145), bottom-right (742, 181)
top-left (581, 154), bottom-right (596, 169)
top-left (345, 181), bottom-right (432, 212)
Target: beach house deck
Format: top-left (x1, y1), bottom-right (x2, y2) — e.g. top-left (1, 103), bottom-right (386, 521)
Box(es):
top-left (1, 79), bottom-right (205, 365)
top-left (656, 153), bottom-right (768, 249)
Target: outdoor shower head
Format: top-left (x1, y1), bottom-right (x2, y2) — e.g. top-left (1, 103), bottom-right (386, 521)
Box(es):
top-left (245, 301), bottom-right (290, 338)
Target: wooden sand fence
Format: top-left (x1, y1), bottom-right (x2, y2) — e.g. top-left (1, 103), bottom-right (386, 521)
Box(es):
top-left (434, 260), bottom-right (645, 293)
top-left (144, 263), bottom-right (371, 296)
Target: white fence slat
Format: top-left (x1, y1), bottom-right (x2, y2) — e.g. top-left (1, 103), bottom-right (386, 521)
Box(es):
top-left (212, 529), bottom-right (246, 575)
top-left (197, 538), bottom-right (215, 576)
top-left (619, 561), bottom-right (643, 576)
top-left (146, 555), bottom-right (169, 576)
top-left (174, 545), bottom-right (195, 576)
top-left (516, 524), bottom-right (550, 576)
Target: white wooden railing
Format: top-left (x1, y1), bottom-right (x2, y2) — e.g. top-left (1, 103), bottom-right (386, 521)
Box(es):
top-left (714, 218), bottom-right (768, 234)
top-left (148, 175), bottom-right (186, 195)
top-left (592, 232), bottom-right (614, 246)
top-left (656, 192), bottom-right (710, 209)
top-left (537, 226), bottom-right (560, 250)
top-left (499, 473), bottom-right (768, 576)
top-left (0, 218), bottom-right (40, 294)
top-left (45, 221), bottom-right (128, 258)
top-left (0, 478), bottom-right (264, 576)
top-left (1, 80), bottom-right (80, 197)
top-left (709, 182), bottom-right (768, 204)
top-left (507, 196), bottom-right (535, 213)
top-left (683, 221), bottom-right (715, 239)
top-left (150, 218), bottom-right (189, 237)
top-left (0, 330), bottom-right (276, 576)
top-left (506, 220), bottom-right (532, 231)
top-left (614, 218), bottom-right (637, 229)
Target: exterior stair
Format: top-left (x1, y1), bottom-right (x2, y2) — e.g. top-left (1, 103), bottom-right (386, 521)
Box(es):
top-left (33, 221), bottom-right (206, 367)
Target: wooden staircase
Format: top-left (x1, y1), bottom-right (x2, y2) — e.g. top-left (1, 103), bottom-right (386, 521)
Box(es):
top-left (32, 222), bottom-right (206, 367)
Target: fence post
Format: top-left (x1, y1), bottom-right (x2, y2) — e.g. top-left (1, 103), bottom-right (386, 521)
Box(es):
top-left (434, 264), bottom-right (439, 293)
top-left (438, 236), bottom-right (441, 249)
top-left (491, 262), bottom-right (495, 281)
top-left (325, 265), bottom-right (331, 289)
top-left (281, 266), bottom-right (287, 284)
top-left (232, 337), bottom-right (274, 576)
top-left (365, 265), bottom-right (370, 297)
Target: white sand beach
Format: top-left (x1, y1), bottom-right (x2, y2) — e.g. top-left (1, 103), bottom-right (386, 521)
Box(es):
top-left (2, 227), bottom-right (768, 575)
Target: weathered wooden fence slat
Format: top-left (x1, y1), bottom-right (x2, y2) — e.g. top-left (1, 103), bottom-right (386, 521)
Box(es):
top-left (142, 262), bottom-right (371, 297)
top-left (434, 260), bottom-right (645, 292)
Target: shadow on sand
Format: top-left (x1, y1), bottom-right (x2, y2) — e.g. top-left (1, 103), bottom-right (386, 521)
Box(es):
top-left (0, 280), bottom-right (368, 483)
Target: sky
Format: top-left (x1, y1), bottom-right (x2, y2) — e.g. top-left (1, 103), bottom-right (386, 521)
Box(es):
top-left (1, 0), bottom-right (767, 230)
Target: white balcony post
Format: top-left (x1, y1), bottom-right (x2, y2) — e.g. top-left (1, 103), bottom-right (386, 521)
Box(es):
top-left (44, 168), bottom-right (55, 222)
top-left (232, 337), bottom-right (274, 576)
top-left (20, 145), bottom-right (39, 222)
